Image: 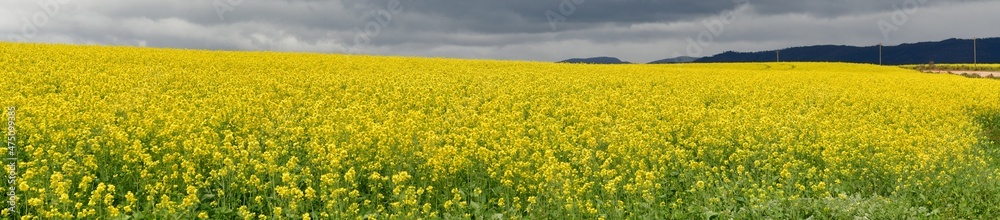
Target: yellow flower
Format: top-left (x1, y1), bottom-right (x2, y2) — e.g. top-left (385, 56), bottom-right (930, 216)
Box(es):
top-left (28, 198), bottom-right (43, 206)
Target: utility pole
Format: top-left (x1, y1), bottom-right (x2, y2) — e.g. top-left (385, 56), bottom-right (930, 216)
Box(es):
top-left (974, 37), bottom-right (977, 69)
top-left (879, 43), bottom-right (883, 65)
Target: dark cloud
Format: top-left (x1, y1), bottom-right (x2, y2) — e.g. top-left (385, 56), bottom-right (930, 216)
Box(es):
top-left (1, 0), bottom-right (997, 62)
top-left (350, 0), bottom-right (985, 32)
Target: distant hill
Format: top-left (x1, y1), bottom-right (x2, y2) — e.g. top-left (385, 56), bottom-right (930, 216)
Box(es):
top-left (695, 38), bottom-right (998, 65)
top-left (558, 57), bottom-right (631, 64)
top-left (649, 56), bottom-right (700, 64)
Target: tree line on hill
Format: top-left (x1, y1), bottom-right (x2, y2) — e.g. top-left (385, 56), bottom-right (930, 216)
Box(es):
top-left (559, 38), bottom-right (997, 65)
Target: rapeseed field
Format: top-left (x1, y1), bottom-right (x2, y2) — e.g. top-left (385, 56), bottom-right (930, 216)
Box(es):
top-left (1, 43), bottom-right (999, 219)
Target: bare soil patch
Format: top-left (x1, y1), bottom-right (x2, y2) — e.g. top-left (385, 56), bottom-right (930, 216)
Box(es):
top-left (924, 70), bottom-right (1000, 78)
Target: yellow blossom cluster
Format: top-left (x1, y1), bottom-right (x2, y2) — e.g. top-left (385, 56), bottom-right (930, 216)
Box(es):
top-left (1, 43), bottom-right (999, 219)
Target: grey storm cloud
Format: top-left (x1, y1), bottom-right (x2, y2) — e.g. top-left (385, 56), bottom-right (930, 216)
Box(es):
top-left (1, 0), bottom-right (998, 63)
top-left (350, 0), bottom-right (967, 31)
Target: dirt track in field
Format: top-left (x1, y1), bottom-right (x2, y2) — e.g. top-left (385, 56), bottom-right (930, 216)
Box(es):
top-left (924, 70), bottom-right (1000, 78)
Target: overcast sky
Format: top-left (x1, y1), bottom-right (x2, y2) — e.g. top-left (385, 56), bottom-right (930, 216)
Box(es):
top-left (2, 0), bottom-right (998, 63)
